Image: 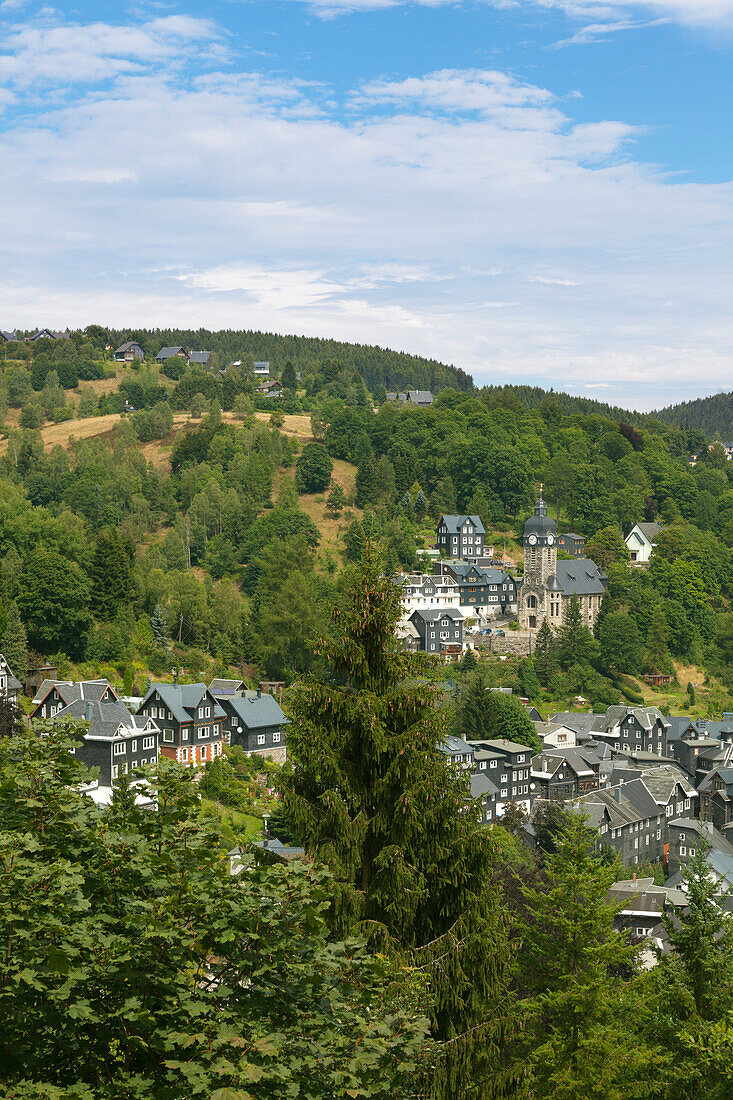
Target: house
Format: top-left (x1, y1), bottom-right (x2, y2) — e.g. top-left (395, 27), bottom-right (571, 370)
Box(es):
top-left (589, 706), bottom-right (670, 757)
top-left (438, 735), bottom-right (475, 770)
top-left (625, 522), bottom-right (665, 565)
top-left (253, 362), bottom-right (270, 377)
top-left (258, 379), bottom-right (283, 397)
top-left (470, 771), bottom-right (500, 824)
top-left (405, 390), bottom-right (433, 407)
top-left (31, 679), bottom-right (119, 720)
top-left (188, 350), bottom-right (211, 366)
top-left (434, 560), bottom-right (517, 617)
top-left (436, 515), bottom-right (485, 559)
top-left (408, 608), bottom-right (464, 656)
top-left (536, 711), bottom-right (600, 745)
top-left (1, 330), bottom-right (18, 342)
top-left (45, 698), bottom-right (160, 803)
top-left (697, 766), bottom-right (733, 836)
top-left (398, 573), bottom-right (461, 619)
top-left (673, 726), bottom-right (733, 785)
top-left (138, 682), bottom-right (225, 767)
top-left (208, 682), bottom-right (288, 760)
top-left (29, 329), bottom-right (70, 341)
top-left (24, 663), bottom-right (58, 698)
top-left (473, 739), bottom-right (533, 816)
top-left (559, 532), bottom-right (586, 557)
top-left (518, 497), bottom-right (606, 631)
top-left (530, 746), bottom-right (602, 801)
top-left (667, 818), bottom-right (733, 879)
top-left (112, 340), bottom-right (145, 363)
top-left (0, 654), bottom-right (21, 706)
top-left (577, 766), bottom-right (696, 864)
top-left (607, 877), bottom-right (687, 951)
top-left (155, 345), bottom-right (188, 364)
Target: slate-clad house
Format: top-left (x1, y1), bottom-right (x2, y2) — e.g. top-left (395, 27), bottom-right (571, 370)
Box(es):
top-left (470, 771), bottom-right (500, 824)
top-left (29, 329), bottom-right (69, 341)
top-left (559, 533), bottom-right (585, 557)
top-left (112, 340), bottom-right (145, 362)
top-left (436, 515), bottom-right (485, 560)
top-left (0, 654), bottom-right (22, 706)
top-left (32, 679), bottom-right (119, 720)
top-left (438, 735), bottom-right (475, 770)
top-left (208, 680), bottom-right (288, 760)
top-left (138, 682), bottom-right (225, 766)
top-left (434, 560), bottom-right (517, 616)
top-left (471, 739), bottom-right (533, 816)
top-left (188, 350), bottom-right (211, 365)
top-left (589, 706), bottom-right (670, 757)
top-left (697, 766), bottom-right (733, 835)
top-left (667, 818), bottom-right (733, 879)
top-left (48, 698), bottom-right (159, 801)
top-left (408, 608), bottom-right (463, 655)
top-left (155, 345), bottom-right (188, 364)
top-left (530, 746), bottom-right (601, 801)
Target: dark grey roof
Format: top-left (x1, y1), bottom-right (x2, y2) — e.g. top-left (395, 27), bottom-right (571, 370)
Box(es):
top-left (411, 607), bottom-right (464, 623)
top-left (254, 837), bottom-right (306, 860)
top-left (226, 692), bottom-right (287, 731)
top-left (209, 678), bottom-right (246, 694)
top-left (406, 390), bottom-right (433, 405)
top-left (188, 350), bottom-right (210, 365)
top-left (1, 330), bottom-right (17, 342)
top-left (524, 497), bottom-right (556, 538)
top-left (113, 340), bottom-right (143, 355)
top-left (142, 682), bottom-right (225, 723)
top-left (551, 559), bottom-right (607, 596)
top-left (470, 772), bottom-right (499, 798)
top-left (627, 522), bottom-right (664, 542)
top-left (33, 679), bottom-right (117, 707)
top-left (51, 698), bottom-right (149, 739)
top-left (560, 532), bottom-right (584, 540)
top-left (439, 735), bottom-right (474, 756)
top-left (156, 345), bottom-right (185, 359)
top-left (439, 515), bottom-right (486, 535)
top-left (475, 738), bottom-right (533, 756)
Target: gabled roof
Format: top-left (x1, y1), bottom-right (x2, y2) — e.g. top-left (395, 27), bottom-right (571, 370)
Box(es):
top-left (551, 559), bottom-right (607, 596)
top-left (156, 345), bottom-right (186, 359)
top-left (32, 678), bottom-right (118, 708)
top-left (209, 678), bottom-right (246, 695)
top-left (406, 390), bottom-right (433, 404)
top-left (113, 340), bottom-right (143, 355)
top-left (410, 607), bottom-right (464, 623)
top-left (601, 705), bottom-right (670, 731)
top-left (475, 738), bottom-right (533, 756)
top-left (626, 522), bottom-right (664, 545)
top-left (188, 350), bottom-right (210, 365)
top-left (470, 772), bottom-right (499, 799)
top-left (225, 692), bottom-right (287, 731)
top-left (51, 698), bottom-right (151, 740)
top-left (142, 682), bottom-right (225, 723)
top-left (438, 515), bottom-right (486, 535)
top-left (439, 735), bottom-right (474, 756)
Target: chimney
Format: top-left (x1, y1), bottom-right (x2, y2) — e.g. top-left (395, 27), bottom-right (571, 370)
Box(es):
top-left (85, 702), bottom-right (93, 722)
top-left (257, 688), bottom-right (262, 699)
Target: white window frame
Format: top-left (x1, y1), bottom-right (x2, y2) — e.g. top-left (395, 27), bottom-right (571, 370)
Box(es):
top-left (273, 732), bottom-right (281, 743)
top-left (113, 742), bottom-right (125, 756)
top-left (112, 765), bottom-right (118, 779)
top-left (163, 729), bottom-right (174, 743)
top-left (258, 734), bottom-right (266, 746)
top-left (143, 736), bottom-right (154, 750)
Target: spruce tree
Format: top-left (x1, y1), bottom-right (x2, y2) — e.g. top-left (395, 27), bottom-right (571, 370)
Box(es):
top-left (282, 544), bottom-right (525, 1099)
top-left (519, 814), bottom-right (651, 1097)
top-left (90, 527), bottom-right (132, 621)
top-left (150, 604), bottom-right (170, 651)
top-left (557, 594), bottom-right (597, 670)
top-left (533, 618), bottom-right (557, 685)
top-left (0, 601), bottom-right (28, 682)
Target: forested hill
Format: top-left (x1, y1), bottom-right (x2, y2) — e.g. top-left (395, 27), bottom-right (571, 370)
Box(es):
top-left (480, 384), bottom-right (646, 425)
top-left (653, 390), bottom-right (733, 439)
top-left (107, 327), bottom-right (473, 394)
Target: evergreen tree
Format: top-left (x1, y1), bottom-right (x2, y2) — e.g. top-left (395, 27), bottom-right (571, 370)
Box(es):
top-left (355, 456), bottom-right (381, 508)
top-left (150, 603), bottom-right (170, 651)
top-left (326, 481), bottom-right (346, 518)
top-left (453, 673), bottom-right (542, 751)
top-left (90, 526), bottom-right (132, 621)
top-left (281, 359), bottom-right (297, 390)
top-left (281, 545), bottom-right (524, 1099)
top-left (519, 814), bottom-right (652, 1098)
top-left (557, 594), bottom-right (598, 670)
top-left (0, 601), bottom-right (28, 681)
top-left (533, 619), bottom-right (557, 685)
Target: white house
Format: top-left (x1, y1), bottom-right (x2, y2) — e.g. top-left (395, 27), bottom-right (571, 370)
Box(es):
top-left (625, 522), bottom-right (665, 565)
top-left (398, 573), bottom-right (461, 621)
top-left (0, 654), bottom-right (21, 705)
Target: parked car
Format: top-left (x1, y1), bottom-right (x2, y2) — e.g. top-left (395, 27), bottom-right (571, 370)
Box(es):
top-left (495, 629), bottom-right (505, 637)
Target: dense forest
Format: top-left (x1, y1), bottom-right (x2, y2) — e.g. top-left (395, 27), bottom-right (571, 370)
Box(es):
top-left (653, 389), bottom-right (733, 439)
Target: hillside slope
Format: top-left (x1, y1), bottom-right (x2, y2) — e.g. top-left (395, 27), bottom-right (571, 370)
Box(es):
top-left (652, 390), bottom-right (733, 438)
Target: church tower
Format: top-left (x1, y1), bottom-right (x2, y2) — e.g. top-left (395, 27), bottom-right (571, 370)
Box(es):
top-left (519, 496), bottom-right (558, 630)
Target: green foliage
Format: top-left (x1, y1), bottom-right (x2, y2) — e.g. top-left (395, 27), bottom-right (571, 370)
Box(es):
top-left (454, 673), bottom-right (542, 751)
top-left (294, 442), bottom-right (333, 493)
top-left (90, 527), bottom-right (132, 622)
top-left (0, 601), bottom-right (28, 681)
top-left (16, 545), bottom-right (91, 659)
top-left (0, 723), bottom-right (431, 1098)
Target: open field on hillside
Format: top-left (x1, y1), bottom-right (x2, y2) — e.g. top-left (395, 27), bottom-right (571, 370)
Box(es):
top-left (272, 457), bottom-right (362, 555)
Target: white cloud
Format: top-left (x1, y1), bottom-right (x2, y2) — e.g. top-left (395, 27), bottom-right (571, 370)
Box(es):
top-left (0, 19), bottom-right (731, 407)
top-left (287, 0), bottom-right (733, 29)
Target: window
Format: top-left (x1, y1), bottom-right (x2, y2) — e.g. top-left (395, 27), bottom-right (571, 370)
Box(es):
top-left (131, 740), bottom-right (138, 752)
top-left (656, 830), bottom-right (661, 840)
top-left (689, 848), bottom-right (696, 857)
top-left (143, 736), bottom-right (154, 750)
top-left (163, 729), bottom-right (174, 743)
top-left (517, 755), bottom-right (525, 763)
top-left (112, 765), bottom-right (118, 779)
top-left (489, 760), bottom-right (497, 769)
top-left (182, 728), bottom-right (189, 741)
top-left (680, 845), bottom-right (687, 856)
top-left (113, 742), bottom-right (125, 756)
top-left (634, 838), bottom-right (639, 849)
top-left (198, 707), bottom-right (204, 719)
top-left (501, 789), bottom-right (508, 797)
top-left (131, 761), bottom-right (137, 769)
top-left (685, 798), bottom-right (691, 809)
top-left (273, 732), bottom-right (281, 743)
top-left (501, 774), bottom-right (508, 783)
top-left (206, 706), bottom-right (211, 718)
top-left (666, 804), bottom-right (673, 817)
top-left (181, 748), bottom-right (188, 761)
top-left (150, 706), bottom-right (157, 718)
top-left (258, 734), bottom-right (266, 746)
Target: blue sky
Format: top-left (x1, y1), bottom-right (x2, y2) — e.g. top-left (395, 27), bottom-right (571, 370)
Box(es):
top-left (0, 1), bottom-right (732, 409)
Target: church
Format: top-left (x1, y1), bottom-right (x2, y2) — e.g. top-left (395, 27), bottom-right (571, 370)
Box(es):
top-left (518, 497), bottom-right (607, 632)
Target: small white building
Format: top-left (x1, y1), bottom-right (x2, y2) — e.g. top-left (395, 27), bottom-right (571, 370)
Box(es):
top-left (625, 522), bottom-right (665, 565)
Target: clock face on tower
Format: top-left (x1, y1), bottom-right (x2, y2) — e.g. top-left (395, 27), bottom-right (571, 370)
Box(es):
top-left (547, 533), bottom-right (555, 546)
top-left (528, 534), bottom-right (537, 546)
